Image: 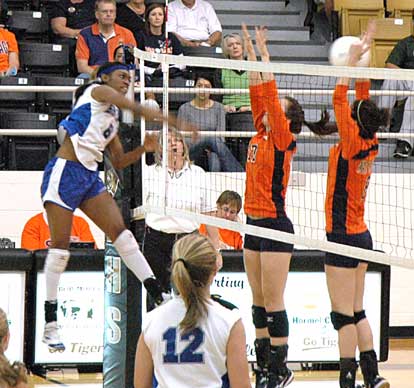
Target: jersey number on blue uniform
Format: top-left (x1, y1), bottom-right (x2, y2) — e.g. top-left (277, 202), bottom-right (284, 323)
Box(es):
top-left (162, 327), bottom-right (204, 363)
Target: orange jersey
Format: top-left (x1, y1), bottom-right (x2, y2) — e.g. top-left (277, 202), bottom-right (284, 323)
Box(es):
top-left (244, 80), bottom-right (296, 218)
top-left (0, 28), bottom-right (18, 72)
top-left (199, 224), bottom-right (243, 250)
top-left (325, 81), bottom-right (378, 234)
top-left (21, 212), bottom-right (96, 250)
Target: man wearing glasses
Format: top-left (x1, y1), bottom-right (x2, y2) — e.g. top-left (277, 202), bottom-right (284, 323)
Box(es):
top-left (75, 0), bottom-right (136, 76)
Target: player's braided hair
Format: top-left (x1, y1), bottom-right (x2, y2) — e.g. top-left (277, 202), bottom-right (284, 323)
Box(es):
top-left (172, 234), bottom-right (218, 333)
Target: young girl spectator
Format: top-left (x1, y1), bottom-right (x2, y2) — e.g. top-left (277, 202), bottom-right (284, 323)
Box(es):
top-left (199, 190), bottom-right (243, 250)
top-left (134, 233), bottom-right (251, 388)
top-left (177, 73), bottom-right (243, 172)
top-left (136, 3), bottom-right (185, 82)
top-left (242, 24), bottom-right (332, 388)
top-left (325, 22), bottom-right (390, 388)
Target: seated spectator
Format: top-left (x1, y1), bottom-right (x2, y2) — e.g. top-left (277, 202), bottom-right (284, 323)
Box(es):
top-left (0, 25), bottom-right (19, 77)
top-left (0, 308), bottom-right (29, 388)
top-left (177, 73), bottom-right (243, 172)
top-left (215, 32), bottom-right (251, 112)
top-left (49, 0), bottom-right (96, 76)
top-left (199, 190), bottom-right (243, 250)
top-left (378, 34), bottom-right (414, 158)
top-left (21, 211), bottom-right (96, 250)
top-left (167, 0), bottom-right (222, 47)
top-left (75, 0), bottom-right (136, 76)
top-left (136, 2), bottom-right (185, 83)
top-left (116, 0), bottom-right (145, 43)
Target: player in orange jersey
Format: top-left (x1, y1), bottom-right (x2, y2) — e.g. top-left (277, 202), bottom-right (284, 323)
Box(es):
top-left (325, 23), bottom-right (390, 388)
top-left (241, 24), bottom-right (333, 388)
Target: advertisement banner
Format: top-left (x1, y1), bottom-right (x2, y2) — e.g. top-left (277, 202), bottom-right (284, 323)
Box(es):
top-left (0, 272), bottom-right (25, 362)
top-left (34, 272), bottom-right (104, 364)
top-left (210, 271), bottom-right (381, 362)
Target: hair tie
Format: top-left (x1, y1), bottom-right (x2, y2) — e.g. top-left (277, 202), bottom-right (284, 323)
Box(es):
top-left (356, 100), bottom-right (367, 133)
top-left (175, 258), bottom-right (187, 268)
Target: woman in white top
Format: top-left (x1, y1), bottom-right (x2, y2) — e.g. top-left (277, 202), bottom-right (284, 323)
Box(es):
top-left (143, 128), bottom-right (217, 299)
top-left (40, 61), bottom-right (175, 351)
top-left (134, 233), bottom-right (251, 388)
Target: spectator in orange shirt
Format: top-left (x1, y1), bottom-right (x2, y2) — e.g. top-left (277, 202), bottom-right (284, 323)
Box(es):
top-left (0, 26), bottom-right (19, 77)
top-left (75, 0), bottom-right (136, 76)
top-left (199, 190), bottom-right (243, 250)
top-left (21, 211), bottom-right (96, 250)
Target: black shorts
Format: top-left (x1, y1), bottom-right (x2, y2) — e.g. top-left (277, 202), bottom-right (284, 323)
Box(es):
top-left (244, 216), bottom-right (294, 253)
top-left (325, 231), bottom-right (372, 268)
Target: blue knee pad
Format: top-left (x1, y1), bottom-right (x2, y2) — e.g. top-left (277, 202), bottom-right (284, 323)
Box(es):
top-left (266, 310), bottom-right (289, 338)
top-left (330, 311), bottom-right (355, 331)
top-left (252, 305), bottom-right (267, 329)
top-left (354, 310), bottom-right (366, 324)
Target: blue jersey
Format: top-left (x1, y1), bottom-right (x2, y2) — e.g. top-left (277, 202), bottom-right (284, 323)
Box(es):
top-left (59, 84), bottom-right (120, 171)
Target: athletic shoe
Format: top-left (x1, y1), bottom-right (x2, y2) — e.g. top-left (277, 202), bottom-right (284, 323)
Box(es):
top-left (42, 321), bottom-right (65, 351)
top-left (267, 368), bottom-right (294, 388)
top-left (253, 368), bottom-right (267, 388)
top-left (393, 140), bottom-right (412, 158)
top-left (366, 376), bottom-right (390, 388)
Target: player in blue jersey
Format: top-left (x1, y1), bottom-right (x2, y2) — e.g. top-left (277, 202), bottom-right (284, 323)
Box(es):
top-left (41, 61), bottom-right (176, 351)
top-left (134, 234), bottom-right (251, 388)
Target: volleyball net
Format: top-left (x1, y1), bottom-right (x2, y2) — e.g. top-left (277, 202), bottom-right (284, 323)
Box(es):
top-left (133, 48), bottom-right (414, 270)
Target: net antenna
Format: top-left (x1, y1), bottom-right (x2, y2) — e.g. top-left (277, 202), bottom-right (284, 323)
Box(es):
top-left (134, 49), bottom-right (414, 270)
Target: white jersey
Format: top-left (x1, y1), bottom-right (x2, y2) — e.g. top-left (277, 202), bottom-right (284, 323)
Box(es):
top-left (59, 84), bottom-right (120, 170)
top-left (142, 296), bottom-right (240, 388)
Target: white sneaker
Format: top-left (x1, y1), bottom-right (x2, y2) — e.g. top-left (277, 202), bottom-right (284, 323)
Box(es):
top-left (42, 322), bottom-right (65, 351)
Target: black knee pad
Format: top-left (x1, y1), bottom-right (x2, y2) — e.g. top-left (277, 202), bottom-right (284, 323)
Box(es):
top-left (252, 305), bottom-right (267, 329)
top-left (266, 310), bottom-right (289, 338)
top-left (330, 311), bottom-right (355, 331)
top-left (354, 310), bottom-right (366, 324)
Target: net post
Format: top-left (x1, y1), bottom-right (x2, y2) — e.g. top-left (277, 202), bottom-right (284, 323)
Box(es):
top-left (103, 65), bottom-right (142, 388)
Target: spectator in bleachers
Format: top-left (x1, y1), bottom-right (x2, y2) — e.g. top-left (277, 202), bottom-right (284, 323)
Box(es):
top-left (136, 2), bottom-right (185, 83)
top-left (116, 0), bottom-right (145, 43)
top-left (215, 32), bottom-right (251, 112)
top-left (199, 190), bottom-right (243, 250)
top-left (177, 73), bottom-right (243, 172)
top-left (167, 0), bottom-right (222, 47)
top-left (75, 0), bottom-right (136, 76)
top-left (0, 25), bottom-right (19, 77)
top-left (21, 211), bottom-right (96, 250)
top-left (378, 35), bottom-right (414, 158)
top-left (49, 0), bottom-right (96, 76)
top-left (0, 308), bottom-right (29, 388)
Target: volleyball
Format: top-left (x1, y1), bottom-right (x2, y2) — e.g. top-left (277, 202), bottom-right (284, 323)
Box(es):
top-left (329, 36), bottom-right (370, 67)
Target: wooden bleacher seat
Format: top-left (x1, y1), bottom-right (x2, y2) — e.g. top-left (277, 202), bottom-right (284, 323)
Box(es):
top-left (367, 18), bottom-right (412, 68)
top-left (386, 0), bottom-right (414, 34)
top-left (334, 0), bottom-right (384, 37)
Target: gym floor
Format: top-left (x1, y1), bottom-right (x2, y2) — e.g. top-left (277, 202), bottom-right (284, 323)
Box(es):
top-left (27, 339), bottom-right (414, 387)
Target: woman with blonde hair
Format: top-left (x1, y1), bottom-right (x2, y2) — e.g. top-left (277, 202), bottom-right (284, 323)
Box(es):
top-left (143, 128), bottom-right (218, 302)
top-left (134, 234), bottom-right (251, 388)
top-left (215, 32), bottom-right (251, 113)
top-left (0, 308), bottom-right (29, 388)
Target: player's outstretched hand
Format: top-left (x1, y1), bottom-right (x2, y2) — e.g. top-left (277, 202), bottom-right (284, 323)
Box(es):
top-left (255, 26), bottom-right (270, 62)
top-left (241, 23), bottom-right (257, 61)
